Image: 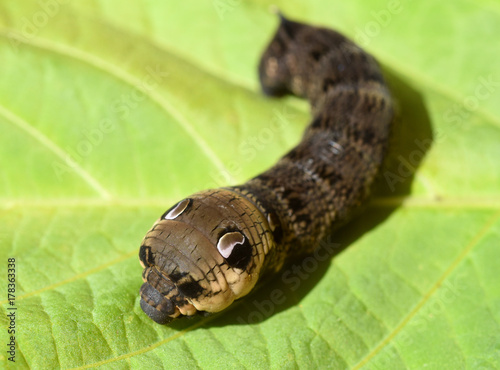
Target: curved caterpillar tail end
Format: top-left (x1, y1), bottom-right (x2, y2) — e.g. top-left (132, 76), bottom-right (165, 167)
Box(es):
top-left (139, 16), bottom-right (393, 325)
top-left (258, 13), bottom-right (305, 97)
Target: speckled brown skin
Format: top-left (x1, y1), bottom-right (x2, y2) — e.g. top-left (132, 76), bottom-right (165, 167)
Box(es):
top-left (139, 16), bottom-right (393, 324)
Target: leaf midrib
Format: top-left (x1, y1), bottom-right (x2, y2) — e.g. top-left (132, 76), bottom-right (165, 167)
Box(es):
top-left (1, 196), bottom-right (500, 209)
top-left (3, 195), bottom-right (498, 307)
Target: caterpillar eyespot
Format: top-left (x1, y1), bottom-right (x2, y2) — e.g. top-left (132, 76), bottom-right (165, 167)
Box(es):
top-left (217, 231), bottom-right (245, 259)
top-left (162, 198), bottom-right (192, 220)
top-left (139, 15), bottom-right (394, 324)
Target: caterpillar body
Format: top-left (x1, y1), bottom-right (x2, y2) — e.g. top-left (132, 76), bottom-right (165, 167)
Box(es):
top-left (139, 15), bottom-right (393, 324)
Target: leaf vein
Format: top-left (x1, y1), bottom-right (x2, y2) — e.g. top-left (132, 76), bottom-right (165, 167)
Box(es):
top-left (0, 103), bottom-right (111, 199)
top-left (352, 210), bottom-right (500, 369)
top-left (0, 28), bottom-right (233, 183)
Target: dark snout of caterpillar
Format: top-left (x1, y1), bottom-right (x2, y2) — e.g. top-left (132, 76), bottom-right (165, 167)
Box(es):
top-left (138, 14), bottom-right (393, 324)
top-left (139, 283), bottom-right (176, 325)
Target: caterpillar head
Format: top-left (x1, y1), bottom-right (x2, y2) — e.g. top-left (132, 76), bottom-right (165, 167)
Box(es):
top-left (138, 189), bottom-right (275, 324)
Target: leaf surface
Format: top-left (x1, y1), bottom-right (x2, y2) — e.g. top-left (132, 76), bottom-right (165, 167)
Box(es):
top-left (0, 1), bottom-right (499, 369)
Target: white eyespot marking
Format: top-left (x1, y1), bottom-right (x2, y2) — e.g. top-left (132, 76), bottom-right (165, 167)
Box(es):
top-left (164, 199), bottom-right (191, 220)
top-left (217, 232), bottom-right (245, 259)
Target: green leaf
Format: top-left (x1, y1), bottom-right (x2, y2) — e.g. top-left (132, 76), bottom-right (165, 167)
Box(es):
top-left (1, 1), bottom-right (499, 369)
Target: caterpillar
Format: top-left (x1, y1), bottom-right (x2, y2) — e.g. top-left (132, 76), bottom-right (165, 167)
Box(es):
top-left (139, 15), bottom-right (393, 324)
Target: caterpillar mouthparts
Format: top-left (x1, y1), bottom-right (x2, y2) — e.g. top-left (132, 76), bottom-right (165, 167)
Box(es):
top-left (139, 279), bottom-right (197, 324)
